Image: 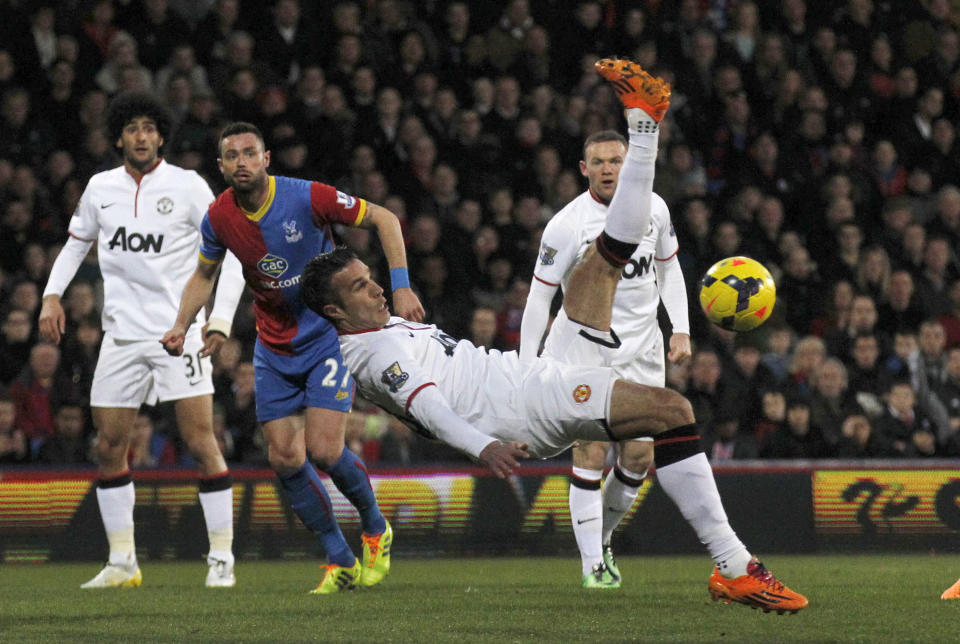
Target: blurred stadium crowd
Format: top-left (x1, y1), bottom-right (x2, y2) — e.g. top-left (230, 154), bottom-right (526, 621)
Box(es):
top-left (1, 0), bottom-right (960, 468)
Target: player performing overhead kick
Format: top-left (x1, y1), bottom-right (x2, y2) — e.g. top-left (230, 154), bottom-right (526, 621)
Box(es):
top-left (40, 92), bottom-right (245, 589)
top-left (519, 125), bottom-right (690, 589)
top-left (162, 122), bottom-right (424, 594)
top-left (302, 59), bottom-right (808, 614)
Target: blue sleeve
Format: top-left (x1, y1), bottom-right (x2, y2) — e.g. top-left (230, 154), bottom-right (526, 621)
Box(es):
top-left (199, 213), bottom-right (226, 263)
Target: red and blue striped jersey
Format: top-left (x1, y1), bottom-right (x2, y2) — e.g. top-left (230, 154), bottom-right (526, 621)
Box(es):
top-left (200, 175), bottom-right (366, 356)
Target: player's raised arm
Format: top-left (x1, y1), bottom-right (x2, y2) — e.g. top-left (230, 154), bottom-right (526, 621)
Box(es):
top-left (161, 258), bottom-right (221, 356)
top-left (357, 202), bottom-right (425, 322)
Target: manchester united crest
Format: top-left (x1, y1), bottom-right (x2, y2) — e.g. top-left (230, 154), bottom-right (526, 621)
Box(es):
top-left (572, 384), bottom-right (591, 403)
top-left (157, 196), bottom-right (174, 214)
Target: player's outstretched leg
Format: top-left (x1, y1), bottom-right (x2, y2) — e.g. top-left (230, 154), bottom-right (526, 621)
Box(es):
top-left (942, 577), bottom-right (960, 599)
top-left (654, 429), bottom-right (808, 614)
top-left (322, 446), bottom-right (392, 587)
top-left (81, 471), bottom-right (142, 589)
top-left (199, 472), bottom-right (236, 588)
top-left (593, 58), bottom-right (670, 268)
top-left (562, 59), bottom-right (670, 333)
top-left (607, 382), bottom-right (808, 613)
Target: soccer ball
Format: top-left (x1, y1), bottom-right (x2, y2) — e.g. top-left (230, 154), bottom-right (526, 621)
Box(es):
top-left (699, 256), bottom-right (775, 332)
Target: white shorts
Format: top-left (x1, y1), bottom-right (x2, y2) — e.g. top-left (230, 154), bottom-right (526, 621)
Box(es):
top-left (544, 315), bottom-right (666, 443)
top-left (90, 331), bottom-right (214, 408)
top-left (482, 357), bottom-right (616, 459)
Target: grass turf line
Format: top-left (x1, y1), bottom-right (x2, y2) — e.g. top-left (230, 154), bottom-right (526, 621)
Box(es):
top-left (1, 554), bottom-right (958, 643)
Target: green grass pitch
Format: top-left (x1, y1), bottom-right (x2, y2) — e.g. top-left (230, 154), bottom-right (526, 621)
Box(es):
top-left (1, 554), bottom-right (958, 643)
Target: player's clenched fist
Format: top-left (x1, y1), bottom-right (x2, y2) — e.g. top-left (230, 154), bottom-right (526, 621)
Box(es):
top-left (160, 325), bottom-right (187, 356)
top-left (38, 295), bottom-right (66, 344)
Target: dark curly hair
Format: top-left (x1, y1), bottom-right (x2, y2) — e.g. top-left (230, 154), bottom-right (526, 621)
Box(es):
top-left (105, 92), bottom-right (173, 145)
top-left (302, 246), bottom-right (359, 321)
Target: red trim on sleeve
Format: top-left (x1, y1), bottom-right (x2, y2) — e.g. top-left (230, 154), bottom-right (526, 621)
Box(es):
top-left (405, 382), bottom-right (436, 414)
top-left (533, 274), bottom-right (560, 286)
top-left (68, 231), bottom-right (97, 243)
top-left (655, 248), bottom-right (679, 261)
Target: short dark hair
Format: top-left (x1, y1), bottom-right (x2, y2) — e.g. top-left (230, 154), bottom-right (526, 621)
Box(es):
top-left (106, 92), bottom-right (172, 144)
top-left (218, 121), bottom-right (264, 156)
top-left (302, 246), bottom-right (360, 321)
top-left (582, 130), bottom-right (626, 159)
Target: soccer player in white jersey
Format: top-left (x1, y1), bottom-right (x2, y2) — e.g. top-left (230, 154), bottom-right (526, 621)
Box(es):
top-left (38, 93), bottom-right (246, 589)
top-left (519, 129), bottom-right (691, 588)
top-left (301, 59), bottom-right (808, 614)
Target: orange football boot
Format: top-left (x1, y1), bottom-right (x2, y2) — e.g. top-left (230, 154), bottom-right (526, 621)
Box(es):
top-left (709, 559), bottom-right (808, 614)
top-left (941, 577), bottom-right (960, 599)
top-left (594, 58), bottom-right (671, 122)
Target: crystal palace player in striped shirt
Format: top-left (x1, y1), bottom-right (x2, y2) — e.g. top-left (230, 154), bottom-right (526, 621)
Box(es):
top-left (162, 122), bottom-right (424, 594)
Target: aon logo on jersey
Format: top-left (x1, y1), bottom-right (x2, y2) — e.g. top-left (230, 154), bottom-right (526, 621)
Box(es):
top-left (621, 254), bottom-right (653, 279)
top-left (108, 226), bottom-right (164, 252)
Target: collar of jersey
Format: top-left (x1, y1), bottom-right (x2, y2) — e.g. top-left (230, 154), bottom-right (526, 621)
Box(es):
top-left (339, 326), bottom-right (383, 335)
top-left (587, 187), bottom-right (609, 206)
top-left (241, 175), bottom-right (276, 221)
top-left (125, 158), bottom-right (163, 184)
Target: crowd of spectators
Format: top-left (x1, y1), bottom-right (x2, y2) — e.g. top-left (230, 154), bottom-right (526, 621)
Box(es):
top-left (1, 0), bottom-right (960, 468)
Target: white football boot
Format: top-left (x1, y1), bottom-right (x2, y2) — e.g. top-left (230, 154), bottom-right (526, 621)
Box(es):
top-left (81, 556), bottom-right (142, 589)
top-left (205, 552), bottom-right (236, 588)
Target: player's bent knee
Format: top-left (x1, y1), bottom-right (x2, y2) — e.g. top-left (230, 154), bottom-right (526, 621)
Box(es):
top-left (95, 438), bottom-right (128, 469)
top-left (651, 387), bottom-right (695, 428)
top-left (267, 443), bottom-right (307, 472)
top-left (307, 442), bottom-right (345, 469)
top-left (619, 442), bottom-right (653, 475)
top-left (572, 441), bottom-right (608, 470)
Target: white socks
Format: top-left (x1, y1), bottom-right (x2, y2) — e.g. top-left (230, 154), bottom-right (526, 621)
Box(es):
top-left (97, 482), bottom-right (136, 567)
top-left (654, 453), bottom-right (751, 578)
top-left (199, 487), bottom-right (234, 558)
top-left (601, 464), bottom-right (645, 546)
top-left (569, 467), bottom-right (603, 576)
top-left (97, 480), bottom-right (236, 568)
top-left (604, 110), bottom-right (659, 245)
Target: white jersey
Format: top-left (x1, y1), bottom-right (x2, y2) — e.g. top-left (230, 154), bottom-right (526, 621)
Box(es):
top-left (534, 189), bottom-right (677, 339)
top-left (67, 160), bottom-right (215, 339)
top-left (340, 317), bottom-right (616, 458)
